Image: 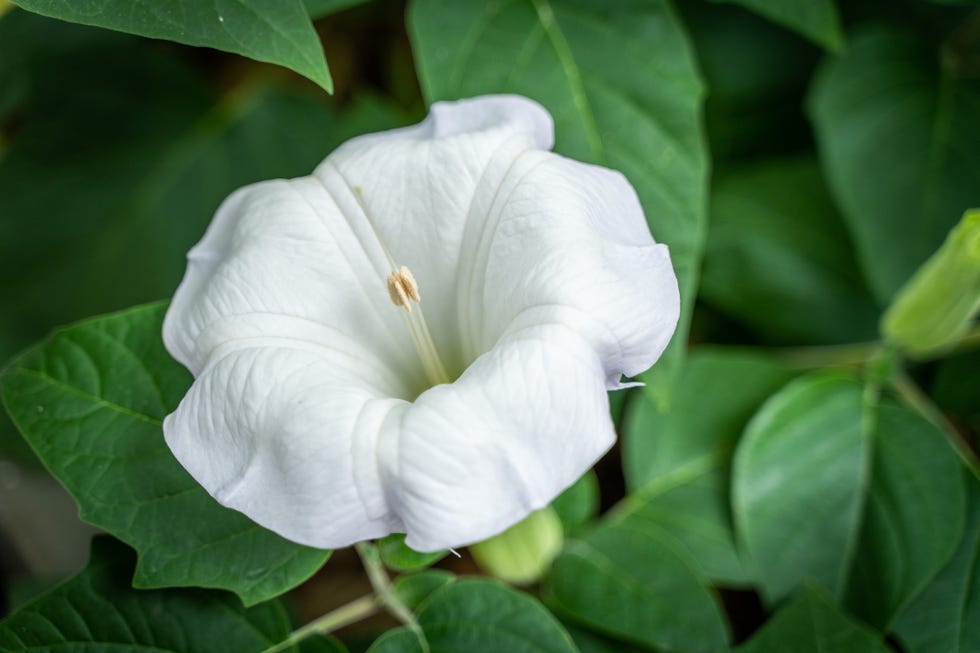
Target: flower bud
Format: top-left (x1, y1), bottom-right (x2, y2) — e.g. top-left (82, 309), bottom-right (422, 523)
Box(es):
top-left (882, 209), bottom-right (980, 356)
top-left (469, 507), bottom-right (564, 585)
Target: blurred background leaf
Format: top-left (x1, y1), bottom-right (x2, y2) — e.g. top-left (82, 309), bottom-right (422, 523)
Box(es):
top-left (707, 0), bottom-right (844, 51)
top-left (892, 476), bottom-right (979, 653)
top-left (736, 586), bottom-right (892, 653)
top-left (702, 157), bottom-right (879, 345)
top-left (843, 401), bottom-right (965, 629)
top-left (808, 25), bottom-right (980, 304)
top-left (11, 0), bottom-right (333, 92)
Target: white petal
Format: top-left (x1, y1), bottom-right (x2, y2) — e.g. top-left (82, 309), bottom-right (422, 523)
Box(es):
top-left (163, 177), bottom-right (426, 397)
top-left (381, 323), bottom-right (615, 552)
top-left (459, 153), bottom-right (681, 386)
top-left (164, 339), bottom-right (407, 548)
top-left (314, 95), bottom-right (554, 375)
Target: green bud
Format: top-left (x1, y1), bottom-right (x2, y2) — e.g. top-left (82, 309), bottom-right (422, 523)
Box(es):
top-left (882, 209), bottom-right (980, 357)
top-left (469, 507), bottom-right (563, 585)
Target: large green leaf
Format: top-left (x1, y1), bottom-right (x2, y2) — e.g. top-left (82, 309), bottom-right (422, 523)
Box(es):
top-left (732, 373), bottom-right (870, 602)
top-left (893, 476), bottom-right (980, 653)
top-left (736, 586), bottom-right (892, 653)
top-left (843, 402), bottom-right (966, 629)
top-left (12, 0), bottom-right (332, 92)
top-left (708, 0), bottom-right (843, 51)
top-left (546, 521), bottom-right (729, 652)
top-left (733, 372), bottom-right (968, 615)
top-left (0, 536), bottom-right (297, 653)
top-left (617, 470), bottom-right (749, 586)
top-left (619, 349), bottom-right (795, 585)
top-left (0, 304), bottom-right (331, 605)
top-left (702, 157), bottom-right (879, 344)
top-left (368, 579), bottom-right (578, 653)
top-left (623, 348), bottom-right (796, 489)
top-left (808, 26), bottom-right (980, 303)
top-left (409, 0), bottom-right (707, 401)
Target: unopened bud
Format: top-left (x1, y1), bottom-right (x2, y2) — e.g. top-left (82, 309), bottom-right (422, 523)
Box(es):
top-left (469, 508), bottom-right (563, 585)
top-left (882, 209), bottom-right (980, 356)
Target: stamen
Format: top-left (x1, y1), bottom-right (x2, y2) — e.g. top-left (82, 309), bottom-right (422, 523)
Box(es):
top-left (386, 267), bottom-right (420, 311)
top-left (386, 265), bottom-right (451, 386)
top-left (346, 182), bottom-right (452, 388)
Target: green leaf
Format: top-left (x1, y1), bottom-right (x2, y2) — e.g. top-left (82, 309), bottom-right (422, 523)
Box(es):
top-left (843, 401), bottom-right (966, 629)
top-left (409, 0), bottom-right (707, 402)
top-left (0, 536), bottom-right (296, 652)
top-left (11, 0), bottom-right (332, 92)
top-left (551, 469), bottom-right (599, 534)
top-left (736, 586), bottom-right (892, 653)
top-left (547, 521), bottom-right (730, 652)
top-left (619, 349), bottom-right (795, 585)
top-left (617, 470), bottom-right (749, 586)
top-left (378, 534), bottom-right (446, 572)
top-left (392, 570), bottom-right (455, 611)
top-left (702, 157), bottom-right (879, 344)
top-left (893, 476), bottom-right (980, 653)
top-left (708, 0), bottom-right (843, 51)
top-left (732, 373), bottom-right (870, 603)
top-left (369, 579), bottom-right (579, 653)
top-left (931, 349), bottom-right (980, 433)
top-left (304, 0), bottom-right (370, 19)
top-left (563, 624), bottom-right (649, 653)
top-left (624, 348), bottom-right (796, 490)
top-left (808, 27), bottom-right (980, 303)
top-left (0, 303), bottom-right (330, 605)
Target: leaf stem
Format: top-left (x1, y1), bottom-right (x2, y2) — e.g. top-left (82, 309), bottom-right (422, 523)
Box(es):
top-left (770, 324), bottom-right (980, 369)
top-left (260, 594), bottom-right (379, 653)
top-left (355, 542), bottom-right (429, 651)
top-left (773, 340), bottom-right (882, 369)
top-left (891, 370), bottom-right (980, 479)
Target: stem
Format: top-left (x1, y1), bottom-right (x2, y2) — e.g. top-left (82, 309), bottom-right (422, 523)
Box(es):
top-left (355, 542), bottom-right (430, 652)
top-left (260, 594), bottom-right (379, 653)
top-left (891, 370), bottom-right (980, 478)
top-left (770, 324), bottom-right (980, 369)
top-left (770, 340), bottom-right (882, 369)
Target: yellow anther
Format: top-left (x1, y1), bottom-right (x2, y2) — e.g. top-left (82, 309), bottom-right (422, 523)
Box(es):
top-left (386, 266), bottom-right (420, 311)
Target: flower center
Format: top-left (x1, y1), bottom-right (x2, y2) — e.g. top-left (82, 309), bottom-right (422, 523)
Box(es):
top-left (386, 265), bottom-right (452, 387)
top-left (350, 185), bottom-right (452, 389)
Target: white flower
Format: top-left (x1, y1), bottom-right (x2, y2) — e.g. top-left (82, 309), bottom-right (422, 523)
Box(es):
top-left (162, 95), bottom-right (679, 552)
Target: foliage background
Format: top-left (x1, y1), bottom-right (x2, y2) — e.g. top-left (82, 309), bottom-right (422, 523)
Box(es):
top-left (0, 0), bottom-right (978, 652)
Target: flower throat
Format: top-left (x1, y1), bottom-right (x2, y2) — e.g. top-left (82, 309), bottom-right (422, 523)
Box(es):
top-left (353, 187), bottom-right (451, 388)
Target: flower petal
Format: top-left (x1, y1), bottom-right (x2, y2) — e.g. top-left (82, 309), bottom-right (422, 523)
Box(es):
top-left (163, 177), bottom-right (426, 397)
top-left (163, 338), bottom-right (408, 548)
top-left (459, 153), bottom-right (681, 386)
top-left (315, 95), bottom-right (554, 374)
top-left (381, 323), bottom-right (615, 552)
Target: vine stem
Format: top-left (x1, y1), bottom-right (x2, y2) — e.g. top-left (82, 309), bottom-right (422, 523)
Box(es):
top-left (891, 370), bottom-right (980, 478)
top-left (355, 542), bottom-right (430, 652)
top-left (260, 594), bottom-right (379, 653)
top-left (771, 324), bottom-right (980, 369)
